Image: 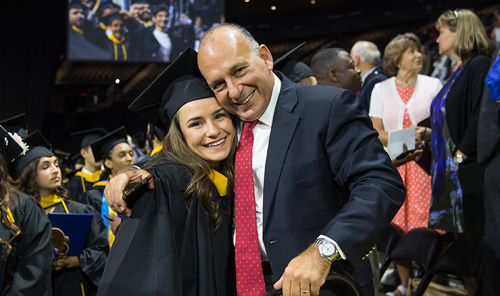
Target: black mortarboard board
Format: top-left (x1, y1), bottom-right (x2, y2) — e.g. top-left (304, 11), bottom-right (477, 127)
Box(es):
top-left (0, 125), bottom-right (25, 163)
top-left (274, 42), bottom-right (315, 83)
top-left (90, 126), bottom-right (128, 162)
top-left (129, 47), bottom-right (214, 132)
top-left (15, 131), bottom-right (54, 177)
top-left (103, 12), bottom-right (124, 26)
top-left (99, 2), bottom-right (116, 12)
top-left (0, 113), bottom-right (28, 139)
top-left (70, 128), bottom-right (109, 149)
top-left (69, 2), bottom-right (84, 10)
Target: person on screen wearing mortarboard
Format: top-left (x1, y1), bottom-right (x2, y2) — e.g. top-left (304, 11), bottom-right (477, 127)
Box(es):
top-left (95, 12), bottom-right (137, 61)
top-left (0, 125), bottom-right (53, 296)
top-left (127, 0), bottom-right (152, 30)
top-left (16, 131), bottom-right (108, 296)
top-left (65, 128), bottom-right (108, 205)
top-left (67, 1), bottom-right (109, 60)
top-left (81, 127), bottom-right (135, 246)
top-left (97, 47), bottom-right (237, 296)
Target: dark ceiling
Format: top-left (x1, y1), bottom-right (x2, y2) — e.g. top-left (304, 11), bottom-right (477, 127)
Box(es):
top-left (54, 0), bottom-right (498, 105)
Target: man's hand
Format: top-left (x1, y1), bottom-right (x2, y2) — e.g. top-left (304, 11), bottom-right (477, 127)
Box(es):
top-left (104, 166), bottom-right (154, 216)
top-left (273, 244), bottom-right (332, 296)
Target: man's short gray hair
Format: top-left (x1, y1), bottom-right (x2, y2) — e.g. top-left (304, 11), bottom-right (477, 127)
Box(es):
top-left (201, 23), bottom-right (259, 55)
top-left (351, 41), bottom-right (381, 65)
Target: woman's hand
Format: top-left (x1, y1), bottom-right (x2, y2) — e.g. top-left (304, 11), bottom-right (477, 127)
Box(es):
top-left (53, 256), bottom-right (80, 271)
top-left (415, 126), bottom-right (431, 144)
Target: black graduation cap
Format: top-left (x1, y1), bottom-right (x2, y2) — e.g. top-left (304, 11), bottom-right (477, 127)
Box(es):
top-left (273, 42), bottom-right (315, 83)
top-left (90, 126), bottom-right (128, 162)
top-left (69, 1), bottom-right (84, 10)
top-left (15, 131), bottom-right (54, 177)
top-left (0, 125), bottom-right (25, 163)
top-left (129, 47), bottom-right (214, 132)
top-left (70, 128), bottom-right (109, 149)
top-left (0, 113), bottom-right (28, 139)
top-left (103, 12), bottom-right (124, 26)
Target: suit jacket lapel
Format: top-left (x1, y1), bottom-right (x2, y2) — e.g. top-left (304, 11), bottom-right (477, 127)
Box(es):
top-left (263, 72), bottom-right (299, 229)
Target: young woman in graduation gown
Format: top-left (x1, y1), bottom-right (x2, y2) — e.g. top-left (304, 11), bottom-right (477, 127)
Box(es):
top-left (97, 48), bottom-right (237, 296)
top-left (16, 131), bottom-right (109, 296)
top-left (0, 127), bottom-right (52, 295)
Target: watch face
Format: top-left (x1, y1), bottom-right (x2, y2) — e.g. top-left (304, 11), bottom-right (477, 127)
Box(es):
top-left (320, 242), bottom-right (336, 257)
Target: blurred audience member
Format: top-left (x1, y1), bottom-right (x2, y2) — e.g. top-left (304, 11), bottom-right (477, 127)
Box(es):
top-left (350, 41), bottom-right (388, 112)
top-left (431, 8), bottom-right (496, 294)
top-left (370, 33), bottom-right (442, 296)
top-left (311, 47), bottom-right (362, 93)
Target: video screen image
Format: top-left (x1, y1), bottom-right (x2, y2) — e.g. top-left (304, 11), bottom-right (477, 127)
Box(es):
top-left (67, 0), bottom-right (224, 62)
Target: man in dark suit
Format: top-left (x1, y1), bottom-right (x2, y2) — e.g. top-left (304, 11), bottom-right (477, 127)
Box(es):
top-left (350, 41), bottom-right (388, 113)
top-left (196, 24), bottom-right (404, 296)
top-left (106, 24), bottom-right (405, 296)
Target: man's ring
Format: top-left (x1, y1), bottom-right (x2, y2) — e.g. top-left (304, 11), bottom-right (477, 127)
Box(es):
top-left (301, 291), bottom-right (309, 294)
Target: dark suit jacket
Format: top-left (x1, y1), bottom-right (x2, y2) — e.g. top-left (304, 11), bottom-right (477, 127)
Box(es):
top-left (357, 67), bottom-right (387, 113)
top-left (263, 72), bottom-right (405, 287)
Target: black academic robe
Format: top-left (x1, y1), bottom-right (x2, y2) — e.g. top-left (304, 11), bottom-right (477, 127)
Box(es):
top-left (66, 170), bottom-right (105, 207)
top-left (97, 159), bottom-right (236, 296)
top-left (81, 181), bottom-right (107, 214)
top-left (0, 194), bottom-right (52, 295)
top-left (50, 201), bottom-right (109, 296)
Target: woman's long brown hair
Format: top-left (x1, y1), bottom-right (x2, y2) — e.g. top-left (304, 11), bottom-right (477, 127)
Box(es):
top-left (0, 153), bottom-right (21, 259)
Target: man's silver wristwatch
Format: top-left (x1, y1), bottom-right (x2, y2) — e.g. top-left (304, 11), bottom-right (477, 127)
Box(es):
top-left (315, 237), bottom-right (341, 261)
top-left (456, 154), bottom-right (464, 164)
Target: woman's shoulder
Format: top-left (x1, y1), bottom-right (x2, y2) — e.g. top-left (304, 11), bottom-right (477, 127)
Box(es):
top-left (66, 200), bottom-right (96, 214)
top-left (417, 74), bottom-right (442, 87)
top-left (467, 55), bottom-right (491, 70)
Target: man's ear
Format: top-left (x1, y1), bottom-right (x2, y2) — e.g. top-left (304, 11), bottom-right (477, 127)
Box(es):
top-left (328, 69), bottom-right (338, 83)
top-left (353, 55), bottom-right (361, 68)
top-left (258, 44), bottom-right (274, 71)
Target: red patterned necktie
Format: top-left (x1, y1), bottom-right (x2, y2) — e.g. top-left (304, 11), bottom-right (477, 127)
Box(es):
top-left (235, 120), bottom-right (265, 296)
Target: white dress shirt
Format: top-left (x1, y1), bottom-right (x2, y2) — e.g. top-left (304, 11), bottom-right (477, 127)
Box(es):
top-left (236, 73), bottom-right (346, 261)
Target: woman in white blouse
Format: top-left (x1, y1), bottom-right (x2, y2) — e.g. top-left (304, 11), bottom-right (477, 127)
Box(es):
top-left (369, 33), bottom-right (442, 296)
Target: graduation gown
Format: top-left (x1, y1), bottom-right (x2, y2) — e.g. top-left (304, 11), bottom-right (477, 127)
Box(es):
top-left (49, 200), bottom-right (109, 296)
top-left (0, 194), bottom-right (52, 295)
top-left (66, 170), bottom-right (105, 207)
top-left (97, 159), bottom-right (236, 296)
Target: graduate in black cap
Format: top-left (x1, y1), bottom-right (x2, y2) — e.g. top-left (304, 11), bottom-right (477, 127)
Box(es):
top-left (16, 131), bottom-right (108, 296)
top-left (83, 126), bottom-right (135, 246)
top-left (0, 114), bottom-right (29, 183)
top-left (97, 47), bottom-right (237, 296)
top-left (94, 12), bottom-right (137, 61)
top-left (0, 126), bottom-right (53, 295)
top-left (66, 128), bottom-right (108, 203)
top-left (274, 42), bottom-right (318, 86)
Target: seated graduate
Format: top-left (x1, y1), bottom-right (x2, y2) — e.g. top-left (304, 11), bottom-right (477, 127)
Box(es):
top-left (84, 126), bottom-right (135, 246)
top-left (66, 128), bottom-right (108, 204)
top-left (97, 47), bottom-right (237, 296)
top-left (16, 131), bottom-right (109, 296)
top-left (0, 126), bottom-right (52, 295)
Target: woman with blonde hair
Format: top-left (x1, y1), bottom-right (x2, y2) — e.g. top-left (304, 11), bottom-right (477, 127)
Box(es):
top-left (429, 8), bottom-right (496, 294)
top-left (430, 8), bottom-right (493, 235)
top-left (369, 32), bottom-right (443, 296)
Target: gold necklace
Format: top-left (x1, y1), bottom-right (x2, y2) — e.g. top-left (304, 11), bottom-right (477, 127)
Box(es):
top-left (395, 77), bottom-right (417, 87)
